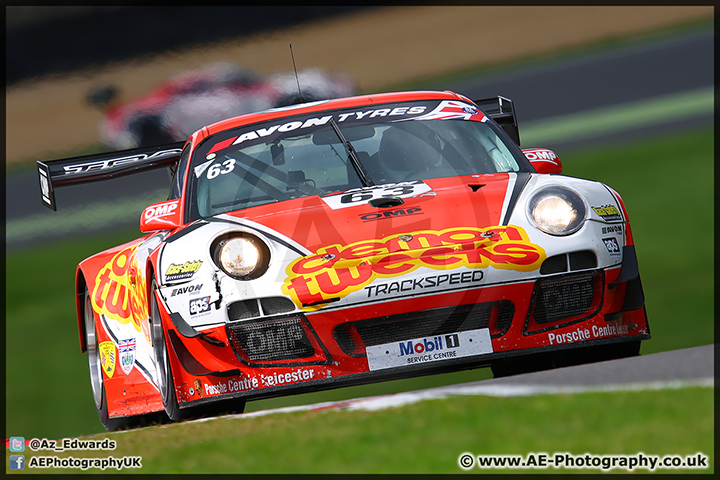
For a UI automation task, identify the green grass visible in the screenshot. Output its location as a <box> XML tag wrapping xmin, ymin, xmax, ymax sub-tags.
<box><xmin>5</xmin><ymin>128</ymin><xmax>713</xmax><ymax>443</ymax></box>
<box><xmin>7</xmin><ymin>386</ymin><xmax>713</xmax><ymax>474</ymax></box>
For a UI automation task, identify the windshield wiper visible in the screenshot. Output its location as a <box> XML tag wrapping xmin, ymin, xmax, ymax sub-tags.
<box><xmin>329</xmin><ymin>118</ymin><xmax>374</xmax><ymax>187</ymax></box>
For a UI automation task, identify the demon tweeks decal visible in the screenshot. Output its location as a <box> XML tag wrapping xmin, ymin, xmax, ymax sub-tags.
<box><xmin>91</xmin><ymin>246</ymin><xmax>150</xmax><ymax>340</ymax></box>
<box><xmin>282</xmin><ymin>225</ymin><xmax>545</xmax><ymax>310</ymax></box>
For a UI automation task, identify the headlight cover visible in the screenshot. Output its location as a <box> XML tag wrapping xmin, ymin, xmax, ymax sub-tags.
<box><xmin>527</xmin><ymin>186</ymin><xmax>587</xmax><ymax>236</ymax></box>
<box><xmin>212</xmin><ymin>233</ymin><xmax>270</xmax><ymax>280</ymax></box>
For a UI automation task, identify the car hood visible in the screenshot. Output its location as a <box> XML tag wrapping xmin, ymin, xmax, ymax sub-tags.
<box><xmin>221</xmin><ymin>173</ymin><xmax>519</xmax><ymax>254</ymax></box>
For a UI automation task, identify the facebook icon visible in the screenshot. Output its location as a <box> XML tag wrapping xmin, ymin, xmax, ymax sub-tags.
<box><xmin>9</xmin><ymin>455</ymin><xmax>25</xmax><ymax>470</ymax></box>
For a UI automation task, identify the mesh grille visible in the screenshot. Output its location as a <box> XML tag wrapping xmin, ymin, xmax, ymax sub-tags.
<box><xmin>334</xmin><ymin>301</ymin><xmax>514</xmax><ymax>356</ymax></box>
<box><xmin>533</xmin><ymin>274</ymin><xmax>597</xmax><ymax>324</ymax></box>
<box><xmin>226</xmin><ymin>316</ymin><xmax>314</xmax><ymax>362</ymax></box>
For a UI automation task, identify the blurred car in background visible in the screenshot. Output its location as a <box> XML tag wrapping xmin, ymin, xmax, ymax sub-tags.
<box><xmin>87</xmin><ymin>62</ymin><xmax>356</xmax><ymax>149</ymax></box>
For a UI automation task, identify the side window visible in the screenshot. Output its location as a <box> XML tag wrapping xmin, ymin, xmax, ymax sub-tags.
<box><xmin>169</xmin><ymin>143</ymin><xmax>192</xmax><ymax>199</ymax></box>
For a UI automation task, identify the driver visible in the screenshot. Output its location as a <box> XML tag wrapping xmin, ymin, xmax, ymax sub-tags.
<box><xmin>375</xmin><ymin>122</ymin><xmax>444</xmax><ymax>181</ymax></box>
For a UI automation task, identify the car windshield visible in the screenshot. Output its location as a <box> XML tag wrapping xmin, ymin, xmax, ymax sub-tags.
<box><xmin>187</xmin><ymin>99</ymin><xmax>530</xmax><ymax>220</ymax></box>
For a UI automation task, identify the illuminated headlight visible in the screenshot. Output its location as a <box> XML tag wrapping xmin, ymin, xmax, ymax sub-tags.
<box><xmin>527</xmin><ymin>186</ymin><xmax>586</xmax><ymax>235</ymax></box>
<box><xmin>212</xmin><ymin>233</ymin><xmax>270</xmax><ymax>280</ymax></box>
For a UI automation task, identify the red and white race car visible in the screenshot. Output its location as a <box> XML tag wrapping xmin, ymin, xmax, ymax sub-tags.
<box><xmin>38</xmin><ymin>90</ymin><xmax>649</xmax><ymax>430</ymax></box>
<box><xmin>87</xmin><ymin>62</ymin><xmax>356</xmax><ymax>149</ymax></box>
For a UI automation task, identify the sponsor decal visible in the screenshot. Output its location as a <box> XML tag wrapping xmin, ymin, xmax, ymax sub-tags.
<box><xmin>194</xmin><ymin>379</ymin><xmax>203</xmax><ymax>397</ymax></box>
<box><xmin>165</xmin><ymin>261</ymin><xmax>202</xmax><ymax>282</ymax></box>
<box><xmin>523</xmin><ymin>148</ymin><xmax>559</xmax><ymax>164</ymax></box>
<box><xmin>602</xmin><ymin>237</ymin><xmax>621</xmax><ymax>256</ymax></box>
<box><xmin>63</xmin><ymin>148</ymin><xmax>182</xmax><ymax>176</ymax></box>
<box><xmin>365</xmin><ymin>270</ymin><xmax>484</xmax><ymax>298</ymax></box>
<box><xmin>260</xmin><ymin>368</ymin><xmax>318</xmax><ymax>387</ymax></box>
<box><xmin>91</xmin><ymin>246</ymin><xmax>149</xmax><ymax>338</ymax></box>
<box><xmin>141</xmin><ymin>202</ymin><xmax>181</xmax><ymax>231</ymax></box>
<box><xmin>282</xmin><ymin>225</ymin><xmax>545</xmax><ymax>309</ymax></box>
<box><xmin>410</xmin><ymin>100</ymin><xmax>486</xmax><ymax>122</ymax></box>
<box><xmin>99</xmin><ymin>341</ymin><xmax>117</xmax><ymax>378</ymax></box>
<box><xmin>366</xmin><ymin>328</ymin><xmax>493</xmax><ymax>371</ymax></box>
<box><xmin>547</xmin><ymin>323</ymin><xmax>630</xmax><ymax>346</ymax></box>
<box><xmin>203</xmin><ymin>376</ymin><xmax>259</xmax><ymax>396</ymax></box>
<box><xmin>142</xmin><ymin>199</ymin><xmax>180</xmax><ymax>225</ymax></box>
<box><xmin>601</xmin><ymin>225</ymin><xmax>623</xmax><ymax>235</ymax></box>
<box><xmin>592</xmin><ymin>204</ymin><xmax>622</xmax><ymax>221</ymax></box>
<box><xmin>322</xmin><ymin>181</ymin><xmax>432</xmax><ymax>210</ymax></box>
<box><xmin>189</xmin><ymin>296</ymin><xmax>212</xmax><ymax>317</ymax></box>
<box><xmin>360</xmin><ymin>207</ymin><xmax>423</xmax><ymax>222</ymax></box>
<box><xmin>118</xmin><ymin>338</ymin><xmax>136</xmax><ymax>375</ymax></box>
<box><xmin>171</xmin><ymin>284</ymin><xmax>203</xmax><ymax>297</ymax></box>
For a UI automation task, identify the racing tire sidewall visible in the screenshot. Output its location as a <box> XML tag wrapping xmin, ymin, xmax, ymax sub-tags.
<box><xmin>150</xmin><ymin>278</ymin><xmax>185</xmax><ymax>421</ymax></box>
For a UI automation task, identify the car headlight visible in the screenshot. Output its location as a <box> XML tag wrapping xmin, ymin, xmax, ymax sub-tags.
<box><xmin>527</xmin><ymin>186</ymin><xmax>586</xmax><ymax>235</ymax></box>
<box><xmin>212</xmin><ymin>233</ymin><xmax>270</xmax><ymax>280</ymax></box>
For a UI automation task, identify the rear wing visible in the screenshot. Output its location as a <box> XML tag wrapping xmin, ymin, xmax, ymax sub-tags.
<box><xmin>37</xmin><ymin>142</ymin><xmax>184</xmax><ymax>210</ymax></box>
<box><xmin>474</xmin><ymin>95</ymin><xmax>520</xmax><ymax>145</ymax></box>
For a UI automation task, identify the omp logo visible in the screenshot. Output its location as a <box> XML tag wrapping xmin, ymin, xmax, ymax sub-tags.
<box><xmin>144</xmin><ymin>200</ymin><xmax>179</xmax><ymax>222</ymax></box>
<box><xmin>63</xmin><ymin>148</ymin><xmax>182</xmax><ymax>175</ymax></box>
<box><xmin>282</xmin><ymin>225</ymin><xmax>545</xmax><ymax>310</ymax></box>
<box><xmin>523</xmin><ymin>148</ymin><xmax>558</xmax><ymax>163</ymax></box>
<box><xmin>360</xmin><ymin>207</ymin><xmax>422</xmax><ymax>222</ymax></box>
<box><xmin>165</xmin><ymin>261</ymin><xmax>202</xmax><ymax>282</ymax></box>
<box><xmin>92</xmin><ymin>246</ymin><xmax>148</xmax><ymax>332</ymax></box>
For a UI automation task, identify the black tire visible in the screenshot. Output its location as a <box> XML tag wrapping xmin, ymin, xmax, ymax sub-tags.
<box><xmin>491</xmin><ymin>341</ymin><xmax>641</xmax><ymax>378</ymax></box>
<box><xmin>150</xmin><ymin>278</ymin><xmax>186</xmax><ymax>421</ymax></box>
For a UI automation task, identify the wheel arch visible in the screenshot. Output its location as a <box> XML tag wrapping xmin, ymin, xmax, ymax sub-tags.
<box><xmin>76</xmin><ymin>265</ymin><xmax>90</xmax><ymax>352</ymax></box>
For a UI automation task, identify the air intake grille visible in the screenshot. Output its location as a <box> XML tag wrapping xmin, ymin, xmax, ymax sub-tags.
<box><xmin>532</xmin><ymin>273</ymin><xmax>600</xmax><ymax>325</ymax></box>
<box><xmin>540</xmin><ymin>251</ymin><xmax>597</xmax><ymax>275</ymax></box>
<box><xmin>334</xmin><ymin>301</ymin><xmax>514</xmax><ymax>356</ymax></box>
<box><xmin>227</xmin><ymin>296</ymin><xmax>295</xmax><ymax>321</ymax></box>
<box><xmin>226</xmin><ymin>315</ymin><xmax>314</xmax><ymax>362</ymax></box>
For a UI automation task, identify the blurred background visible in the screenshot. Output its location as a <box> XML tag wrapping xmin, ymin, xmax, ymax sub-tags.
<box><xmin>5</xmin><ymin>5</ymin><xmax>713</xmax><ymax>441</ymax></box>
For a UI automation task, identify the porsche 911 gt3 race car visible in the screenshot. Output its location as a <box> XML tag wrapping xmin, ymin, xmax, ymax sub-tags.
<box><xmin>38</xmin><ymin>90</ymin><xmax>650</xmax><ymax>430</ymax></box>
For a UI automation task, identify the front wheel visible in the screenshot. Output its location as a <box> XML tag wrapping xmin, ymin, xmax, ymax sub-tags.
<box><xmin>150</xmin><ymin>278</ymin><xmax>185</xmax><ymax>421</ymax></box>
<box><xmin>150</xmin><ymin>278</ymin><xmax>247</xmax><ymax>421</ymax></box>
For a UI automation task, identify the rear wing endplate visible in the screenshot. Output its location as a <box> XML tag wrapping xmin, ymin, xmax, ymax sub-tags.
<box><xmin>37</xmin><ymin>142</ymin><xmax>184</xmax><ymax>210</ymax></box>
<box><xmin>473</xmin><ymin>95</ymin><xmax>520</xmax><ymax>145</ymax></box>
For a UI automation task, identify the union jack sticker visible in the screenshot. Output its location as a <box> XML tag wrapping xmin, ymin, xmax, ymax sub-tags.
<box><xmin>410</xmin><ymin>100</ymin><xmax>487</xmax><ymax>122</ymax></box>
<box><xmin>118</xmin><ymin>338</ymin><xmax>136</xmax><ymax>375</ymax></box>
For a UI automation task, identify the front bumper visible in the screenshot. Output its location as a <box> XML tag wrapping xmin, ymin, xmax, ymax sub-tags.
<box><xmin>161</xmin><ymin>251</ymin><xmax>650</xmax><ymax>408</ymax></box>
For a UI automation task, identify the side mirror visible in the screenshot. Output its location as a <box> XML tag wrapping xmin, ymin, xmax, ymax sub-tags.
<box><xmin>140</xmin><ymin>199</ymin><xmax>183</xmax><ymax>232</ymax></box>
<box><xmin>522</xmin><ymin>148</ymin><xmax>562</xmax><ymax>174</ymax></box>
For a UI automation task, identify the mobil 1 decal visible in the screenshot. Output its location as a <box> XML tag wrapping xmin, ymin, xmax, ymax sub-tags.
<box><xmin>366</xmin><ymin>328</ymin><xmax>493</xmax><ymax>371</ymax></box>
